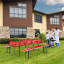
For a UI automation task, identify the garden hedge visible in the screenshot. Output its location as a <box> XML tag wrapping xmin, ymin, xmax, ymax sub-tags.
<box><xmin>0</xmin><ymin>38</ymin><xmax>32</xmax><ymax>44</ymax></box>
<box><xmin>59</xmin><ymin>37</ymin><xmax>64</xmax><ymax>40</ymax></box>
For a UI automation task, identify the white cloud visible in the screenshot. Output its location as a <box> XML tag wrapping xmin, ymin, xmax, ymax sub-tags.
<box><xmin>61</xmin><ymin>7</ymin><xmax>64</xmax><ymax>11</ymax></box>
<box><xmin>38</xmin><ymin>0</ymin><xmax>64</xmax><ymax>5</ymax></box>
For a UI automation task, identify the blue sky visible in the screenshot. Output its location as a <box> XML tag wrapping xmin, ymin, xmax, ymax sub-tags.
<box><xmin>34</xmin><ymin>0</ymin><xmax>64</xmax><ymax>13</ymax></box>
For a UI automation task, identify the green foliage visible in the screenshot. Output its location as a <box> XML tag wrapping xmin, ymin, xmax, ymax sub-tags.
<box><xmin>0</xmin><ymin>39</ymin><xmax>10</xmax><ymax>44</ymax></box>
<box><xmin>36</xmin><ymin>33</ymin><xmax>46</xmax><ymax>43</ymax></box>
<box><xmin>60</xmin><ymin>37</ymin><xmax>64</xmax><ymax>40</ymax></box>
<box><xmin>0</xmin><ymin>38</ymin><xmax>31</xmax><ymax>44</ymax></box>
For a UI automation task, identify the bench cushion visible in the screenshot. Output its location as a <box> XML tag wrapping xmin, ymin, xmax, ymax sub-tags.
<box><xmin>4</xmin><ymin>45</ymin><xmax>10</xmax><ymax>47</ymax></box>
<box><xmin>9</xmin><ymin>39</ymin><xmax>41</xmax><ymax>47</ymax></box>
<box><xmin>21</xmin><ymin>44</ymin><xmax>49</xmax><ymax>51</ymax></box>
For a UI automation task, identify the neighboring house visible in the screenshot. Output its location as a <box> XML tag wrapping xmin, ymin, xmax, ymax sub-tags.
<box><xmin>47</xmin><ymin>11</ymin><xmax>63</xmax><ymax>30</ymax></box>
<box><xmin>0</xmin><ymin>0</ymin><xmax>64</xmax><ymax>38</ymax></box>
<box><xmin>47</xmin><ymin>11</ymin><xmax>64</xmax><ymax>37</ymax></box>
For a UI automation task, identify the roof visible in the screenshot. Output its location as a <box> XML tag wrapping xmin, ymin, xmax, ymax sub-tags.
<box><xmin>33</xmin><ymin>10</ymin><xmax>47</xmax><ymax>15</ymax></box>
<box><xmin>32</xmin><ymin>0</ymin><xmax>37</xmax><ymax>9</ymax></box>
<box><xmin>47</xmin><ymin>10</ymin><xmax>64</xmax><ymax>15</ymax></box>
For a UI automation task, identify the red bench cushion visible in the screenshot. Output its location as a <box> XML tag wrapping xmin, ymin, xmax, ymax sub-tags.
<box><xmin>21</xmin><ymin>44</ymin><xmax>49</xmax><ymax>51</ymax></box>
<box><xmin>4</xmin><ymin>45</ymin><xmax>10</xmax><ymax>47</ymax></box>
<box><xmin>9</xmin><ymin>39</ymin><xmax>41</xmax><ymax>47</ymax></box>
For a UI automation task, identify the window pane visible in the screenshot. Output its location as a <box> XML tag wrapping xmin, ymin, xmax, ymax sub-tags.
<box><xmin>23</xmin><ymin>8</ymin><xmax>26</xmax><ymax>14</ymax></box>
<box><xmin>19</xmin><ymin>15</ymin><xmax>22</xmax><ymax>18</ymax></box>
<box><xmin>23</xmin><ymin>32</ymin><xmax>26</xmax><ymax>35</ymax></box>
<box><xmin>62</xmin><ymin>15</ymin><xmax>64</xmax><ymax>19</ymax></box>
<box><xmin>15</xmin><ymin>28</ymin><xmax>18</xmax><ymax>31</ymax></box>
<box><xmin>53</xmin><ymin>18</ymin><xmax>54</xmax><ymax>22</ymax></box>
<box><xmin>55</xmin><ymin>18</ymin><xmax>56</xmax><ymax>22</ymax></box>
<box><xmin>19</xmin><ymin>32</ymin><xmax>22</xmax><ymax>35</ymax></box>
<box><xmin>15</xmin><ymin>14</ymin><xmax>18</xmax><ymax>17</ymax></box>
<box><xmin>15</xmin><ymin>8</ymin><xmax>18</xmax><ymax>14</ymax></box>
<box><xmin>10</xmin><ymin>7</ymin><xmax>14</xmax><ymax>13</ymax></box>
<box><xmin>23</xmin><ymin>4</ymin><xmax>26</xmax><ymax>7</ymax></box>
<box><xmin>55</xmin><ymin>22</ymin><xmax>57</xmax><ymax>24</ymax></box>
<box><xmin>10</xmin><ymin>28</ymin><xmax>14</xmax><ymax>31</ymax></box>
<box><xmin>10</xmin><ymin>28</ymin><xmax>14</xmax><ymax>35</ymax></box>
<box><xmin>18</xmin><ymin>3</ymin><xmax>23</xmax><ymax>6</ymax></box>
<box><xmin>19</xmin><ymin>8</ymin><xmax>22</xmax><ymax>14</ymax></box>
<box><xmin>10</xmin><ymin>14</ymin><xmax>14</xmax><ymax>17</ymax></box>
<box><xmin>10</xmin><ymin>32</ymin><xmax>14</xmax><ymax>35</ymax></box>
<box><xmin>23</xmin><ymin>28</ymin><xmax>26</xmax><ymax>31</ymax></box>
<box><xmin>57</xmin><ymin>19</ymin><xmax>59</xmax><ymax>22</ymax></box>
<box><xmin>15</xmin><ymin>32</ymin><xmax>18</xmax><ymax>35</ymax></box>
<box><xmin>57</xmin><ymin>15</ymin><xmax>59</xmax><ymax>18</ymax></box>
<box><xmin>50</xmin><ymin>18</ymin><xmax>52</xmax><ymax>21</ymax></box>
<box><xmin>23</xmin><ymin>15</ymin><xmax>26</xmax><ymax>18</ymax></box>
<box><xmin>19</xmin><ymin>28</ymin><xmax>22</xmax><ymax>31</ymax></box>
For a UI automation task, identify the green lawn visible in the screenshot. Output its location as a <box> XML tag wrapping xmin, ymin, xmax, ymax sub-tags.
<box><xmin>0</xmin><ymin>40</ymin><xmax>64</xmax><ymax>64</ymax></box>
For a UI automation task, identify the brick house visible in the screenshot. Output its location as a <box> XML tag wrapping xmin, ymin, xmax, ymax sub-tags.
<box><xmin>0</xmin><ymin>0</ymin><xmax>64</xmax><ymax>38</ymax></box>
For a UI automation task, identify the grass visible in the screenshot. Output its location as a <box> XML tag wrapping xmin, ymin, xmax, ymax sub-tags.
<box><xmin>0</xmin><ymin>40</ymin><xmax>64</xmax><ymax>64</ymax></box>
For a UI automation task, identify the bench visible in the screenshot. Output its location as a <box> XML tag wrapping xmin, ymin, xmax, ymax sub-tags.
<box><xmin>21</xmin><ymin>44</ymin><xmax>49</xmax><ymax>59</ymax></box>
<box><xmin>3</xmin><ymin>39</ymin><xmax>49</xmax><ymax>58</ymax></box>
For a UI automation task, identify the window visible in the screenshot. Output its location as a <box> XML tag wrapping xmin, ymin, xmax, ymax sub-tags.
<box><xmin>50</xmin><ymin>15</ymin><xmax>59</xmax><ymax>25</ymax></box>
<box><xmin>10</xmin><ymin>27</ymin><xmax>27</xmax><ymax>38</ymax></box>
<box><xmin>34</xmin><ymin>14</ymin><xmax>42</xmax><ymax>23</ymax></box>
<box><xmin>63</xmin><ymin>21</ymin><xmax>64</xmax><ymax>26</ymax></box>
<box><xmin>62</xmin><ymin>15</ymin><xmax>64</xmax><ymax>20</ymax></box>
<box><xmin>10</xmin><ymin>3</ymin><xmax>27</xmax><ymax>18</ymax></box>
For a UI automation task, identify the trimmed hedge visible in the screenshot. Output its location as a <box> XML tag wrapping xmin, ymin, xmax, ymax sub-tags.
<box><xmin>59</xmin><ymin>37</ymin><xmax>64</xmax><ymax>40</ymax></box>
<box><xmin>0</xmin><ymin>38</ymin><xmax>32</xmax><ymax>44</ymax></box>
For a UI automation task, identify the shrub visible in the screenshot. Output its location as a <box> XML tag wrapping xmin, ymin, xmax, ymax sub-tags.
<box><xmin>59</xmin><ymin>37</ymin><xmax>64</xmax><ymax>40</ymax></box>
<box><xmin>0</xmin><ymin>39</ymin><xmax>9</xmax><ymax>44</ymax></box>
<box><xmin>36</xmin><ymin>33</ymin><xmax>46</xmax><ymax>43</ymax></box>
<box><xmin>0</xmin><ymin>38</ymin><xmax>32</xmax><ymax>44</ymax></box>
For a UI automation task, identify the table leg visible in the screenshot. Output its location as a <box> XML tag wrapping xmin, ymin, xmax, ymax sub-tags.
<box><xmin>19</xmin><ymin>46</ymin><xmax>20</xmax><ymax>56</ymax></box>
<box><xmin>25</xmin><ymin>51</ymin><xmax>26</xmax><ymax>58</ymax></box>
<box><xmin>9</xmin><ymin>47</ymin><xmax>11</xmax><ymax>54</ymax></box>
<box><xmin>25</xmin><ymin>45</ymin><xmax>26</xmax><ymax>48</ymax></box>
<box><xmin>38</xmin><ymin>43</ymin><xmax>39</xmax><ymax>51</ymax></box>
<box><xmin>46</xmin><ymin>46</ymin><xmax>47</xmax><ymax>53</ymax></box>
<box><xmin>33</xmin><ymin>44</ymin><xmax>34</xmax><ymax>51</ymax></box>
<box><xmin>28</xmin><ymin>51</ymin><xmax>29</xmax><ymax>59</ymax></box>
<box><xmin>14</xmin><ymin>47</ymin><xmax>15</xmax><ymax>54</ymax></box>
<box><xmin>43</xmin><ymin>47</ymin><xmax>44</xmax><ymax>53</ymax></box>
<box><xmin>7</xmin><ymin>47</ymin><xmax>8</xmax><ymax>53</ymax></box>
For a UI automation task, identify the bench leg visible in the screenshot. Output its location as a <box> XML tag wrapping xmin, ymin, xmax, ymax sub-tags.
<box><xmin>25</xmin><ymin>45</ymin><xmax>26</xmax><ymax>48</ymax></box>
<box><xmin>7</xmin><ymin>47</ymin><xmax>8</xmax><ymax>53</ymax></box>
<box><xmin>46</xmin><ymin>46</ymin><xmax>47</xmax><ymax>53</ymax></box>
<box><xmin>14</xmin><ymin>47</ymin><xmax>15</xmax><ymax>54</ymax></box>
<box><xmin>9</xmin><ymin>47</ymin><xmax>11</xmax><ymax>54</ymax></box>
<box><xmin>38</xmin><ymin>43</ymin><xmax>39</xmax><ymax>51</ymax></box>
<box><xmin>28</xmin><ymin>51</ymin><xmax>29</xmax><ymax>59</ymax></box>
<box><xmin>43</xmin><ymin>47</ymin><xmax>44</xmax><ymax>53</ymax></box>
<box><xmin>19</xmin><ymin>46</ymin><xmax>20</xmax><ymax>56</ymax></box>
<box><xmin>33</xmin><ymin>44</ymin><xmax>34</xmax><ymax>51</ymax></box>
<box><xmin>25</xmin><ymin>51</ymin><xmax>26</xmax><ymax>58</ymax></box>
